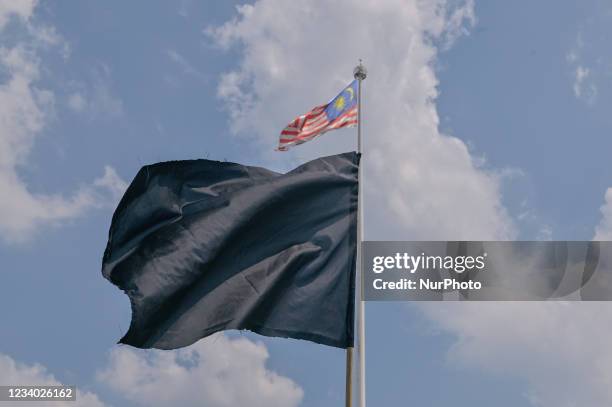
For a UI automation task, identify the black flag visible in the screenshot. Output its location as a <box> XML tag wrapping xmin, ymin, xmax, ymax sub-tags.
<box><xmin>102</xmin><ymin>152</ymin><xmax>359</xmax><ymax>349</ymax></box>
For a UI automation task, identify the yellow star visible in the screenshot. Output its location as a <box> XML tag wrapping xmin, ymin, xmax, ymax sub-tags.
<box><xmin>334</xmin><ymin>96</ymin><xmax>346</xmax><ymax>110</ymax></box>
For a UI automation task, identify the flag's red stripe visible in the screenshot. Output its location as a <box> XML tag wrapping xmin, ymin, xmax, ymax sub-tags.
<box><xmin>282</xmin><ymin>111</ymin><xmax>327</xmax><ymax>133</ymax></box>
<box><xmin>280</xmin><ymin>111</ymin><xmax>357</xmax><ymax>142</ymax></box>
<box><xmin>280</xmin><ymin>115</ymin><xmax>357</xmax><ymax>143</ymax></box>
<box><xmin>278</xmin><ymin>99</ymin><xmax>358</xmax><ymax>149</ymax></box>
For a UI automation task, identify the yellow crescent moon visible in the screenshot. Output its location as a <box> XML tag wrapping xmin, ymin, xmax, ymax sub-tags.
<box><xmin>346</xmin><ymin>87</ymin><xmax>354</xmax><ymax>100</ymax></box>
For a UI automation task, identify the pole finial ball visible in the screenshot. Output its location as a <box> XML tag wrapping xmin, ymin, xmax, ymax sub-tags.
<box><xmin>354</xmin><ymin>61</ymin><xmax>367</xmax><ymax>80</ymax></box>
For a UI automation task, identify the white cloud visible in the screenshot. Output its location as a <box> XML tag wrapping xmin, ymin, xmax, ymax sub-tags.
<box><xmin>98</xmin><ymin>334</ymin><xmax>303</xmax><ymax>407</ymax></box>
<box><xmin>178</xmin><ymin>0</ymin><xmax>192</xmax><ymax>18</ymax></box>
<box><xmin>207</xmin><ymin>0</ymin><xmax>515</xmax><ymax>240</ymax></box>
<box><xmin>420</xmin><ymin>302</ymin><xmax>612</xmax><ymax>407</ymax></box>
<box><xmin>594</xmin><ymin>188</ymin><xmax>612</xmax><ymax>240</ymax></box>
<box><xmin>0</xmin><ymin>0</ymin><xmax>36</xmax><ymax>30</ymax></box>
<box><xmin>166</xmin><ymin>49</ymin><xmax>203</xmax><ymax>79</ymax></box>
<box><xmin>88</xmin><ymin>66</ymin><xmax>124</xmax><ymax>117</ymax></box>
<box><xmin>93</xmin><ymin>166</ymin><xmax>128</xmax><ymax>203</ymax></box>
<box><xmin>574</xmin><ymin>66</ymin><xmax>589</xmax><ymax>97</ymax></box>
<box><xmin>567</xmin><ymin>34</ymin><xmax>598</xmax><ymax>104</ymax></box>
<box><xmin>536</xmin><ymin>225</ymin><xmax>553</xmax><ymax>241</ymax></box>
<box><xmin>162</xmin><ymin>49</ymin><xmax>207</xmax><ymax>88</ymax></box>
<box><xmin>67</xmin><ymin>92</ymin><xmax>86</xmax><ymax>112</ymax></box>
<box><xmin>0</xmin><ymin>3</ymin><xmax>126</xmax><ymax>243</ymax></box>
<box><xmin>572</xmin><ymin>65</ymin><xmax>597</xmax><ymax>103</ymax></box>
<box><xmin>0</xmin><ymin>164</ymin><xmax>126</xmax><ymax>243</ymax></box>
<box><xmin>67</xmin><ymin>65</ymin><xmax>124</xmax><ymax>118</ymax></box>
<box><xmin>0</xmin><ymin>353</ymin><xmax>107</xmax><ymax>407</ymax></box>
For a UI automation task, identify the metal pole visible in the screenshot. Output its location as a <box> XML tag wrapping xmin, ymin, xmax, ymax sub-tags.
<box><xmin>345</xmin><ymin>347</ymin><xmax>353</xmax><ymax>407</ymax></box>
<box><xmin>353</xmin><ymin>60</ymin><xmax>367</xmax><ymax>407</ymax></box>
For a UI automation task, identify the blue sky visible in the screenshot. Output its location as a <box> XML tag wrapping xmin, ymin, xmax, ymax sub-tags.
<box><xmin>1</xmin><ymin>1</ymin><xmax>612</xmax><ymax>406</ymax></box>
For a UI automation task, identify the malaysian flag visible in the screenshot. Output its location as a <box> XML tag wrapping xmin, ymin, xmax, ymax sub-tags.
<box><xmin>278</xmin><ymin>80</ymin><xmax>358</xmax><ymax>151</ymax></box>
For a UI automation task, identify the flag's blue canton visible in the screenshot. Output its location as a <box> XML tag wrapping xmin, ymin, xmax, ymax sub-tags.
<box><xmin>324</xmin><ymin>80</ymin><xmax>358</xmax><ymax>121</ymax></box>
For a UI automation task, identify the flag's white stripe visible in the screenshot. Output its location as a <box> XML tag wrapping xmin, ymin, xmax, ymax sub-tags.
<box><xmin>283</xmin><ymin>105</ymin><xmax>355</xmax><ymax>134</ymax></box>
<box><xmin>303</xmin><ymin>114</ymin><xmax>327</xmax><ymax>129</ymax></box>
<box><xmin>280</xmin><ymin>112</ymin><xmax>357</xmax><ymax>142</ymax></box>
<box><xmin>283</xmin><ymin>111</ymin><xmax>326</xmax><ymax>133</ymax></box>
<box><xmin>301</xmin><ymin>118</ymin><xmax>331</xmax><ymax>133</ymax></box>
<box><xmin>287</xmin><ymin>120</ymin><xmax>331</xmax><ymax>139</ymax></box>
<box><xmin>279</xmin><ymin>107</ymin><xmax>358</xmax><ymax>147</ymax></box>
<box><xmin>286</xmin><ymin>117</ymin><xmax>332</xmax><ymax>137</ymax></box>
<box><xmin>280</xmin><ymin>121</ymin><xmax>356</xmax><ymax>144</ymax></box>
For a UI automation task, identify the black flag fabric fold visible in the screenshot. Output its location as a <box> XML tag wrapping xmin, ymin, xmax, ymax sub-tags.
<box><xmin>102</xmin><ymin>152</ymin><xmax>359</xmax><ymax>349</ymax></box>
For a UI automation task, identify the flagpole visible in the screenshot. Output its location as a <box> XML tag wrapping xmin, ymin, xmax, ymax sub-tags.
<box><xmin>353</xmin><ymin>60</ymin><xmax>367</xmax><ymax>407</ymax></box>
<box><xmin>345</xmin><ymin>347</ymin><xmax>353</xmax><ymax>407</ymax></box>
